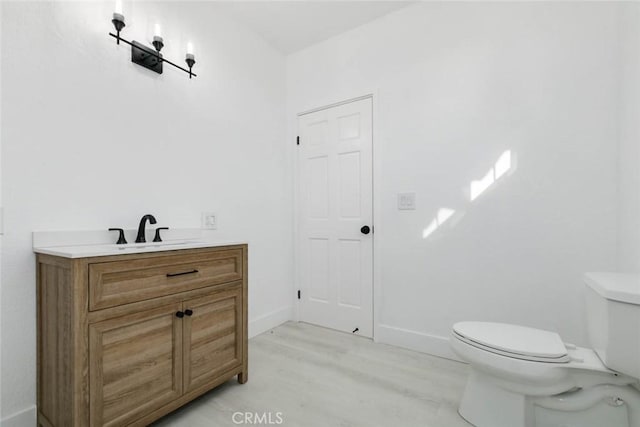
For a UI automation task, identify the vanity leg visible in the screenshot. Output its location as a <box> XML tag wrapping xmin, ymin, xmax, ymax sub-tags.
<box><xmin>238</xmin><ymin>372</ymin><xmax>248</xmax><ymax>384</ymax></box>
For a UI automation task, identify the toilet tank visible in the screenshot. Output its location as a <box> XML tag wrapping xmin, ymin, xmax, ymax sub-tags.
<box><xmin>585</xmin><ymin>273</ymin><xmax>640</xmax><ymax>380</ymax></box>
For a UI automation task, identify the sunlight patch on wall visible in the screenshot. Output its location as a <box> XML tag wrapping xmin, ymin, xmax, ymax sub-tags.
<box><xmin>422</xmin><ymin>207</ymin><xmax>456</xmax><ymax>239</ymax></box>
<box><xmin>421</xmin><ymin>150</ymin><xmax>514</xmax><ymax>241</ymax></box>
<box><xmin>470</xmin><ymin>150</ymin><xmax>512</xmax><ymax>201</ymax></box>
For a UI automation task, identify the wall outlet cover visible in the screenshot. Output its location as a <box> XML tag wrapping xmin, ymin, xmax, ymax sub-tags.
<box><xmin>398</xmin><ymin>192</ymin><xmax>416</xmax><ymax>210</ymax></box>
<box><xmin>201</xmin><ymin>212</ymin><xmax>217</xmax><ymax>229</ymax></box>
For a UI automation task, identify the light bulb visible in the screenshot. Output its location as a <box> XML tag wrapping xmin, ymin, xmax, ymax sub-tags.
<box><xmin>154</xmin><ymin>23</ymin><xmax>162</xmax><ymax>38</ymax></box>
<box><xmin>114</xmin><ymin>0</ymin><xmax>123</xmax><ymax>15</ymax></box>
<box><xmin>187</xmin><ymin>42</ymin><xmax>194</xmax><ymax>55</ymax></box>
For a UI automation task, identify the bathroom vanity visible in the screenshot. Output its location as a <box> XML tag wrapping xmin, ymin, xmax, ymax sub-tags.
<box><xmin>34</xmin><ymin>242</ymin><xmax>248</xmax><ymax>427</ymax></box>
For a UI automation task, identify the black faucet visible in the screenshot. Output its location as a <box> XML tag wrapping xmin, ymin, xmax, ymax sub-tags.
<box><xmin>135</xmin><ymin>214</ymin><xmax>157</xmax><ymax>243</ymax></box>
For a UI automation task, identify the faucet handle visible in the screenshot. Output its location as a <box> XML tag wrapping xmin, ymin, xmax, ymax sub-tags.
<box><xmin>153</xmin><ymin>227</ymin><xmax>169</xmax><ymax>243</ymax></box>
<box><xmin>108</xmin><ymin>228</ymin><xmax>128</xmax><ymax>245</ymax></box>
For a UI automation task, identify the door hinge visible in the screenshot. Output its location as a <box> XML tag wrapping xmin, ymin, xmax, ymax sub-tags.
<box><xmin>296</xmin><ymin>136</ymin><xmax>300</xmax><ymax>146</ymax></box>
<box><xmin>297</xmin><ymin>290</ymin><xmax>301</xmax><ymax>299</ymax></box>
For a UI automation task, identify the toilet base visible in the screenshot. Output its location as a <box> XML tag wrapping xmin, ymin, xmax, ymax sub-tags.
<box><xmin>459</xmin><ymin>370</ymin><xmax>531</xmax><ymax>427</ymax></box>
<box><xmin>459</xmin><ymin>369</ymin><xmax>640</xmax><ymax>427</ymax></box>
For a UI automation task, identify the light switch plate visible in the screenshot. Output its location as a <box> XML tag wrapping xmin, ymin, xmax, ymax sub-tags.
<box><xmin>398</xmin><ymin>192</ymin><xmax>416</xmax><ymax>210</ymax></box>
<box><xmin>201</xmin><ymin>212</ymin><xmax>217</xmax><ymax>229</ymax></box>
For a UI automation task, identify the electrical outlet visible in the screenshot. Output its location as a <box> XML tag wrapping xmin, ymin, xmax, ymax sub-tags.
<box><xmin>398</xmin><ymin>192</ymin><xmax>416</xmax><ymax>210</ymax></box>
<box><xmin>201</xmin><ymin>212</ymin><xmax>217</xmax><ymax>229</ymax></box>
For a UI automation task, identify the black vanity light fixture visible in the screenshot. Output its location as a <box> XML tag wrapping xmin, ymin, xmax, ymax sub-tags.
<box><xmin>109</xmin><ymin>1</ymin><xmax>197</xmax><ymax>79</ymax></box>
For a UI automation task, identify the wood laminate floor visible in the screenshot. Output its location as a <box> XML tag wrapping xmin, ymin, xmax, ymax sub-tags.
<box><xmin>153</xmin><ymin>321</ymin><xmax>471</xmax><ymax>427</ymax></box>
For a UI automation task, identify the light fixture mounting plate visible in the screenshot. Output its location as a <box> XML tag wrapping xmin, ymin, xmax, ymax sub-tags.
<box><xmin>131</xmin><ymin>41</ymin><xmax>163</xmax><ymax>74</ymax></box>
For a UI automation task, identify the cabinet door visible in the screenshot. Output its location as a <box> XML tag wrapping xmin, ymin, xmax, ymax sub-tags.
<box><xmin>89</xmin><ymin>303</ymin><xmax>183</xmax><ymax>427</ymax></box>
<box><xmin>183</xmin><ymin>287</ymin><xmax>243</xmax><ymax>392</ymax></box>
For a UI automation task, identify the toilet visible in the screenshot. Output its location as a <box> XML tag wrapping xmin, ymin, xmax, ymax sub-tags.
<box><xmin>450</xmin><ymin>273</ymin><xmax>640</xmax><ymax>427</ymax></box>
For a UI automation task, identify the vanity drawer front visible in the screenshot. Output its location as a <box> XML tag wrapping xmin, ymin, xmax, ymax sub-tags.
<box><xmin>89</xmin><ymin>249</ymin><xmax>243</xmax><ymax>311</ymax></box>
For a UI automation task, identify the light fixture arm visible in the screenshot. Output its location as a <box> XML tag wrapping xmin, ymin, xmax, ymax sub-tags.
<box><xmin>109</xmin><ymin>14</ymin><xmax>196</xmax><ymax>78</ymax></box>
<box><xmin>108</xmin><ymin>33</ymin><xmax>197</xmax><ymax>77</ymax></box>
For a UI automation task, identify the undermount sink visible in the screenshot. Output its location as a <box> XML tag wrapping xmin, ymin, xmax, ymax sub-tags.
<box><xmin>114</xmin><ymin>240</ymin><xmax>194</xmax><ymax>250</ymax></box>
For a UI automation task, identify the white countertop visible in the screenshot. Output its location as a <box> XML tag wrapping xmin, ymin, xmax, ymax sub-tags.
<box><xmin>584</xmin><ymin>272</ymin><xmax>640</xmax><ymax>305</ymax></box>
<box><xmin>33</xmin><ymin>229</ymin><xmax>246</xmax><ymax>258</ymax></box>
<box><xmin>34</xmin><ymin>240</ymin><xmax>246</xmax><ymax>258</ymax></box>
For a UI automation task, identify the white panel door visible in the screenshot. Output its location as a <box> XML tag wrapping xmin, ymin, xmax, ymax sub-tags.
<box><xmin>297</xmin><ymin>97</ymin><xmax>373</xmax><ymax>337</ymax></box>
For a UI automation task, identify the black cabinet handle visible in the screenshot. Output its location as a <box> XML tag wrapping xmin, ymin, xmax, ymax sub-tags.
<box><xmin>184</xmin><ymin>309</ymin><xmax>193</xmax><ymax>316</ymax></box>
<box><xmin>153</xmin><ymin>227</ymin><xmax>169</xmax><ymax>242</ymax></box>
<box><xmin>175</xmin><ymin>311</ymin><xmax>184</xmax><ymax>318</ymax></box>
<box><xmin>360</xmin><ymin>225</ymin><xmax>371</xmax><ymax>235</ymax></box>
<box><xmin>166</xmin><ymin>269</ymin><xmax>199</xmax><ymax>278</ymax></box>
<box><xmin>108</xmin><ymin>228</ymin><xmax>128</xmax><ymax>245</ymax></box>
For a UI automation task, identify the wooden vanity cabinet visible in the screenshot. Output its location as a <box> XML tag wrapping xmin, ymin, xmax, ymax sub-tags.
<box><xmin>36</xmin><ymin>245</ymin><xmax>248</xmax><ymax>427</ymax></box>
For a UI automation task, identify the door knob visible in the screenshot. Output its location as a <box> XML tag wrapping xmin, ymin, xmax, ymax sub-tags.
<box><xmin>360</xmin><ymin>225</ymin><xmax>371</xmax><ymax>235</ymax></box>
<box><xmin>184</xmin><ymin>309</ymin><xmax>193</xmax><ymax>316</ymax></box>
<box><xmin>175</xmin><ymin>311</ymin><xmax>184</xmax><ymax>318</ymax></box>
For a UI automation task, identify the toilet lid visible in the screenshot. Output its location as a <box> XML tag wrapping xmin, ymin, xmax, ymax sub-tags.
<box><xmin>453</xmin><ymin>322</ymin><xmax>568</xmax><ymax>360</ymax></box>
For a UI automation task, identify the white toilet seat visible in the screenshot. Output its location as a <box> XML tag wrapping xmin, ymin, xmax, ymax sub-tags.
<box><xmin>452</xmin><ymin>322</ymin><xmax>571</xmax><ymax>363</ymax></box>
<box><xmin>450</xmin><ymin>323</ymin><xmax>627</xmax><ymax>396</ymax></box>
<box><xmin>452</xmin><ymin>331</ymin><xmax>571</xmax><ymax>363</ymax></box>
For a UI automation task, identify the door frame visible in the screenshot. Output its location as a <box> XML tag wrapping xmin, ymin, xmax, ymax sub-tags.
<box><xmin>293</xmin><ymin>92</ymin><xmax>382</xmax><ymax>341</ymax></box>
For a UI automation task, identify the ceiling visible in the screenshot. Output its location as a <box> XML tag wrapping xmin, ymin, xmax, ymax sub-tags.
<box><xmin>216</xmin><ymin>1</ymin><xmax>413</xmax><ymax>54</ymax></box>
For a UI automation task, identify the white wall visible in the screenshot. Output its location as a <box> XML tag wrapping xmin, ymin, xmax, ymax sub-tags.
<box><xmin>287</xmin><ymin>2</ymin><xmax>620</xmax><ymax>358</ymax></box>
<box><xmin>617</xmin><ymin>2</ymin><xmax>640</xmax><ymax>272</ymax></box>
<box><xmin>0</xmin><ymin>1</ymin><xmax>3</xmax><ymax>424</ymax></box>
<box><xmin>0</xmin><ymin>1</ymin><xmax>292</xmax><ymax>422</ymax></box>
<box><xmin>1</xmin><ymin>0</ymin><xmax>636</xmax><ymax>423</ymax></box>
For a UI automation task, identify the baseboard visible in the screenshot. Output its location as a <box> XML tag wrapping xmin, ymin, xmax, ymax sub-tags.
<box><xmin>0</xmin><ymin>406</ymin><xmax>36</xmax><ymax>427</ymax></box>
<box><xmin>375</xmin><ymin>324</ymin><xmax>463</xmax><ymax>362</ymax></box>
<box><xmin>249</xmin><ymin>306</ymin><xmax>292</xmax><ymax>338</ymax></box>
